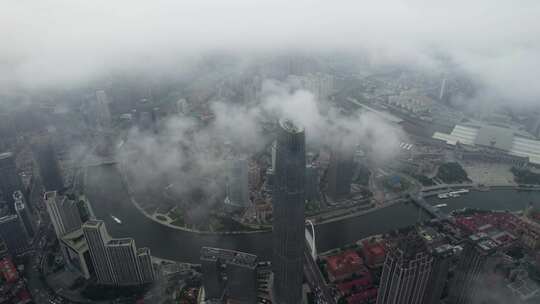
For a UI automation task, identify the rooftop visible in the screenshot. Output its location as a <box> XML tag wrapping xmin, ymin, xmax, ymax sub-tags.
<box><xmin>107</xmin><ymin>238</ymin><xmax>134</xmax><ymax>246</ymax></box>
<box><xmin>201</xmin><ymin>247</ymin><xmax>258</xmax><ymax>268</ymax></box>
<box><xmin>475</xmin><ymin>125</ymin><xmax>514</xmax><ymax>150</ymax></box>
<box><xmin>137</xmin><ymin>247</ymin><xmax>150</xmax><ymax>255</ymax></box>
<box><xmin>83</xmin><ymin>220</ymin><xmax>104</xmax><ymax>228</ymax></box>
<box><xmin>61</xmin><ymin>229</ymin><xmax>88</xmax><ymax>252</ymax></box>
<box><xmin>279</xmin><ymin>118</ymin><xmax>304</xmax><ymax>133</ymax></box>
<box><xmin>433</xmin><ymin>124</ymin><xmax>540</xmax><ymax>164</ymax></box>
<box><xmin>326</xmin><ymin>250</ymin><xmax>364</xmax><ymax>279</ymax></box>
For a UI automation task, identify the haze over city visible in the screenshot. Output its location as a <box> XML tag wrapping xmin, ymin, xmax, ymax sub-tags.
<box><xmin>1</xmin><ymin>1</ymin><xmax>540</xmax><ymax>304</ymax></box>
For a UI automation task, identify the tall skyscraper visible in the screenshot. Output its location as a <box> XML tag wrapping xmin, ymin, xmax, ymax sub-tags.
<box><xmin>0</xmin><ymin>214</ymin><xmax>29</xmax><ymax>256</ymax></box>
<box><xmin>33</xmin><ymin>142</ymin><xmax>64</xmax><ymax>192</ymax></box>
<box><xmin>200</xmin><ymin>247</ymin><xmax>258</xmax><ymax>304</ymax></box>
<box><xmin>44</xmin><ymin>191</ymin><xmax>92</xmax><ymax>238</ymax></box>
<box><xmin>327</xmin><ymin>145</ymin><xmax>354</xmax><ymax>200</ymax></box>
<box><xmin>107</xmin><ymin>239</ymin><xmax>142</xmax><ymax>286</ymax></box>
<box><xmin>272</xmin><ymin>119</ymin><xmax>305</xmax><ymax>304</ymax></box>
<box><xmin>83</xmin><ymin>220</ymin><xmax>154</xmax><ymax>286</ymax></box>
<box><xmin>448</xmin><ymin>234</ymin><xmax>499</xmax><ymax>304</ymax></box>
<box><xmin>225</xmin><ymin>158</ymin><xmax>250</xmax><ymax>208</ymax></box>
<box><xmin>83</xmin><ymin>220</ymin><xmax>116</xmax><ymax>285</ymax></box>
<box><xmin>422</xmin><ymin>244</ymin><xmax>455</xmax><ymax>304</ymax></box>
<box><xmin>376</xmin><ymin>230</ymin><xmax>434</xmax><ymax>304</ymax></box>
<box><xmin>0</xmin><ymin>152</ymin><xmax>22</xmax><ymax>208</ymax></box>
<box><xmin>95</xmin><ymin>90</ymin><xmax>112</xmax><ymax>130</ymax></box>
<box><xmin>14</xmin><ymin>190</ymin><xmax>35</xmax><ymax>239</ymax></box>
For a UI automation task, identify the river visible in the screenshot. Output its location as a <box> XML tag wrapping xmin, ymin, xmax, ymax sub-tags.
<box><xmin>85</xmin><ymin>165</ymin><xmax>540</xmax><ymax>263</ymax></box>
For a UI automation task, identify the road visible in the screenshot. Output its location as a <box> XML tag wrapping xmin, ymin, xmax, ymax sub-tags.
<box><xmin>304</xmin><ymin>249</ymin><xmax>335</xmax><ymax>304</ymax></box>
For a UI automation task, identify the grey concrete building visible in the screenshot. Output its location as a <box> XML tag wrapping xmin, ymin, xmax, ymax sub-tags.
<box><xmin>200</xmin><ymin>247</ymin><xmax>258</xmax><ymax>304</ymax></box>
<box><xmin>376</xmin><ymin>230</ymin><xmax>434</xmax><ymax>304</ymax></box>
<box><xmin>0</xmin><ymin>152</ymin><xmax>22</xmax><ymax>208</ymax></box>
<box><xmin>107</xmin><ymin>239</ymin><xmax>141</xmax><ymax>286</ymax></box>
<box><xmin>83</xmin><ymin>220</ymin><xmax>116</xmax><ymax>285</ymax></box>
<box><xmin>0</xmin><ymin>214</ymin><xmax>29</xmax><ymax>255</ymax></box>
<box><xmin>14</xmin><ymin>190</ymin><xmax>34</xmax><ymax>239</ymax></box>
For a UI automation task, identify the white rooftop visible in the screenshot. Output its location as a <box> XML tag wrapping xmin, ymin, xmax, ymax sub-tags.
<box><xmin>433</xmin><ymin>124</ymin><xmax>540</xmax><ymax>165</ymax></box>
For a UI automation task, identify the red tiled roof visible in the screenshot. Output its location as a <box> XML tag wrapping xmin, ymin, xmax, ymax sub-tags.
<box><xmin>346</xmin><ymin>288</ymin><xmax>378</xmax><ymax>304</ymax></box>
<box><xmin>337</xmin><ymin>276</ymin><xmax>373</xmax><ymax>294</ymax></box>
<box><xmin>0</xmin><ymin>257</ymin><xmax>18</xmax><ymax>283</ymax></box>
<box><xmin>327</xmin><ymin>250</ymin><xmax>364</xmax><ymax>279</ymax></box>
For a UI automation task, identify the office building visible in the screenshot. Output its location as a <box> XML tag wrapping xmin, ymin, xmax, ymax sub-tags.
<box><xmin>44</xmin><ymin>191</ymin><xmax>93</xmax><ymax>238</ymax></box>
<box><xmin>422</xmin><ymin>244</ymin><xmax>455</xmax><ymax>304</ymax></box>
<box><xmin>14</xmin><ymin>190</ymin><xmax>34</xmax><ymax>239</ymax></box>
<box><xmin>272</xmin><ymin>119</ymin><xmax>305</xmax><ymax>304</ymax></box>
<box><xmin>137</xmin><ymin>248</ymin><xmax>156</xmax><ymax>284</ymax></box>
<box><xmin>83</xmin><ymin>220</ymin><xmax>154</xmax><ymax>286</ymax></box>
<box><xmin>0</xmin><ymin>152</ymin><xmax>22</xmax><ymax>208</ymax></box>
<box><xmin>448</xmin><ymin>234</ymin><xmax>499</xmax><ymax>304</ymax></box>
<box><xmin>225</xmin><ymin>158</ymin><xmax>250</xmax><ymax>208</ymax></box>
<box><xmin>0</xmin><ymin>214</ymin><xmax>29</xmax><ymax>256</ymax></box>
<box><xmin>201</xmin><ymin>251</ymin><xmax>225</xmax><ymax>300</ymax></box>
<box><xmin>107</xmin><ymin>239</ymin><xmax>142</xmax><ymax>286</ymax></box>
<box><xmin>201</xmin><ymin>247</ymin><xmax>258</xmax><ymax>304</ymax></box>
<box><xmin>33</xmin><ymin>142</ymin><xmax>64</xmax><ymax>191</ymax></box>
<box><xmin>327</xmin><ymin>146</ymin><xmax>354</xmax><ymax>200</ymax></box>
<box><xmin>83</xmin><ymin>220</ymin><xmax>116</xmax><ymax>285</ymax></box>
<box><xmin>376</xmin><ymin>230</ymin><xmax>433</xmax><ymax>304</ymax></box>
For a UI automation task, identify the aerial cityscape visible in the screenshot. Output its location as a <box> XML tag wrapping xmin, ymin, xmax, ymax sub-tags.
<box><xmin>2</xmin><ymin>1</ymin><xmax>540</xmax><ymax>304</ymax></box>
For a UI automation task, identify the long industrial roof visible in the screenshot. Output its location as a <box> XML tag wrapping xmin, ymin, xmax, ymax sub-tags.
<box><xmin>433</xmin><ymin>124</ymin><xmax>540</xmax><ymax>165</ymax></box>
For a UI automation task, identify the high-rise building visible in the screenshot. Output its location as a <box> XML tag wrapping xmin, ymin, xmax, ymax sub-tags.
<box><xmin>201</xmin><ymin>251</ymin><xmax>225</xmax><ymax>301</ymax></box>
<box><xmin>95</xmin><ymin>90</ymin><xmax>112</xmax><ymax>130</ymax></box>
<box><xmin>83</xmin><ymin>220</ymin><xmax>154</xmax><ymax>286</ymax></box>
<box><xmin>200</xmin><ymin>247</ymin><xmax>258</xmax><ymax>304</ymax></box>
<box><xmin>137</xmin><ymin>248</ymin><xmax>156</xmax><ymax>284</ymax></box>
<box><xmin>107</xmin><ymin>239</ymin><xmax>141</xmax><ymax>286</ymax></box>
<box><xmin>0</xmin><ymin>214</ymin><xmax>29</xmax><ymax>256</ymax></box>
<box><xmin>422</xmin><ymin>244</ymin><xmax>455</xmax><ymax>304</ymax></box>
<box><xmin>448</xmin><ymin>233</ymin><xmax>499</xmax><ymax>304</ymax></box>
<box><xmin>83</xmin><ymin>220</ymin><xmax>116</xmax><ymax>285</ymax></box>
<box><xmin>376</xmin><ymin>230</ymin><xmax>434</xmax><ymax>304</ymax></box>
<box><xmin>272</xmin><ymin>119</ymin><xmax>305</xmax><ymax>304</ymax></box>
<box><xmin>225</xmin><ymin>158</ymin><xmax>250</xmax><ymax>208</ymax></box>
<box><xmin>44</xmin><ymin>191</ymin><xmax>92</xmax><ymax>238</ymax></box>
<box><xmin>33</xmin><ymin>142</ymin><xmax>64</xmax><ymax>192</ymax></box>
<box><xmin>0</xmin><ymin>152</ymin><xmax>22</xmax><ymax>208</ymax></box>
<box><xmin>327</xmin><ymin>146</ymin><xmax>354</xmax><ymax>200</ymax></box>
<box><xmin>14</xmin><ymin>190</ymin><xmax>34</xmax><ymax>239</ymax></box>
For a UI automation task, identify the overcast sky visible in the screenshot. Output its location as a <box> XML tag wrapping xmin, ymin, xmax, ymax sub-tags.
<box><xmin>2</xmin><ymin>0</ymin><xmax>540</xmax><ymax>105</ymax></box>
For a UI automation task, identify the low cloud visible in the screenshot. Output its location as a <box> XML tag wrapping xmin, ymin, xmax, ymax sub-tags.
<box><xmin>119</xmin><ymin>79</ymin><xmax>403</xmax><ymax>204</ymax></box>
<box><xmin>2</xmin><ymin>1</ymin><xmax>540</xmax><ymax>108</ymax></box>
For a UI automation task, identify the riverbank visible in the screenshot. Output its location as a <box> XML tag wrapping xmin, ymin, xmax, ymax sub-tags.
<box><xmin>84</xmin><ymin>165</ymin><xmax>540</xmax><ymax>263</ymax></box>
<box><xmin>116</xmin><ymin>163</ymin><xmax>271</xmax><ymax>235</ymax></box>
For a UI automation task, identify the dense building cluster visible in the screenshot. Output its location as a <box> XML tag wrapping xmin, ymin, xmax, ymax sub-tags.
<box><xmin>44</xmin><ymin>191</ymin><xmax>156</xmax><ymax>286</ymax></box>
<box><xmin>317</xmin><ymin>210</ymin><xmax>540</xmax><ymax>304</ymax></box>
